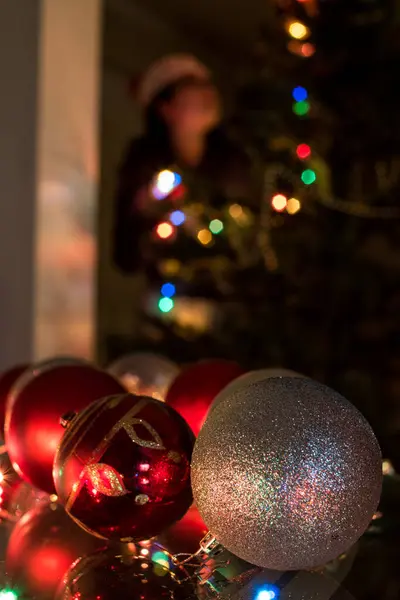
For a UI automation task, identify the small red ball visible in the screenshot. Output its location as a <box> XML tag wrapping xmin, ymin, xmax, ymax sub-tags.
<box><xmin>5</xmin><ymin>364</ymin><xmax>125</xmax><ymax>494</ymax></box>
<box><xmin>6</xmin><ymin>502</ymin><xmax>108</xmax><ymax>600</ymax></box>
<box><xmin>165</xmin><ymin>360</ymin><xmax>245</xmax><ymax>436</ymax></box>
<box><xmin>54</xmin><ymin>394</ymin><xmax>194</xmax><ymax>541</ymax></box>
<box><xmin>0</xmin><ymin>364</ymin><xmax>29</xmax><ymax>435</ymax></box>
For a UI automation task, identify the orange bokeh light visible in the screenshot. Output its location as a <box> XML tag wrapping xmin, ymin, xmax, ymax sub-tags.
<box><xmin>156</xmin><ymin>222</ymin><xmax>174</xmax><ymax>239</ymax></box>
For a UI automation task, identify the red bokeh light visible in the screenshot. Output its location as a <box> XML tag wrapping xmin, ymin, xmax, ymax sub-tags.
<box><xmin>301</xmin><ymin>43</ymin><xmax>316</xmax><ymax>57</ymax></box>
<box><xmin>297</xmin><ymin>143</ymin><xmax>312</xmax><ymax>160</ymax></box>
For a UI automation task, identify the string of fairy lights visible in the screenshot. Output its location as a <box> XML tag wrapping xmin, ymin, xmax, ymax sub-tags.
<box><xmin>269</xmin><ymin>0</ymin><xmax>400</xmax><ymax>219</ymax></box>
<box><xmin>150</xmin><ymin>169</ymin><xmax>232</xmax><ymax>314</ymax></box>
<box><xmin>149</xmin><ymin>1</ymin><xmax>400</xmax><ymax>311</ymax></box>
<box><xmin>269</xmin><ymin>1</ymin><xmax>317</xmax><ymax>217</ymax></box>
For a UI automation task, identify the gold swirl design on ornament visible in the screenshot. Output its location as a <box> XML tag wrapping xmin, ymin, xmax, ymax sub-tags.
<box><xmin>84</xmin><ymin>463</ymin><xmax>130</xmax><ymax>496</ymax></box>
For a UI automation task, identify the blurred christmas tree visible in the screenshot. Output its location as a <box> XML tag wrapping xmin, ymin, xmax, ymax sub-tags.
<box><xmin>113</xmin><ymin>0</ymin><xmax>400</xmax><ymax>464</ymax></box>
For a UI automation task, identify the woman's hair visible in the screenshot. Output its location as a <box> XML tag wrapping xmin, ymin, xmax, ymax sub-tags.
<box><xmin>144</xmin><ymin>75</ymin><xmax>213</xmax><ymax>144</ymax></box>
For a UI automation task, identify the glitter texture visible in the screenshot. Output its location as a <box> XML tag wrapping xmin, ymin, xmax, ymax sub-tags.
<box><xmin>83</xmin><ymin>464</ymin><xmax>129</xmax><ymax>497</ymax></box>
<box><xmin>192</xmin><ymin>377</ymin><xmax>382</xmax><ymax>570</ymax></box>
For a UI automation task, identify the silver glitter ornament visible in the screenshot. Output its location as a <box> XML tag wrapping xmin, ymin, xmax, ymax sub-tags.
<box><xmin>192</xmin><ymin>377</ymin><xmax>382</xmax><ymax>571</ymax></box>
<box><xmin>210</xmin><ymin>368</ymin><xmax>306</xmax><ymax>415</ymax></box>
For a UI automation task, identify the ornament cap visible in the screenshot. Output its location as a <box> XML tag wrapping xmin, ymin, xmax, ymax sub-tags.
<box><xmin>60</xmin><ymin>412</ymin><xmax>77</xmax><ymax>428</ymax></box>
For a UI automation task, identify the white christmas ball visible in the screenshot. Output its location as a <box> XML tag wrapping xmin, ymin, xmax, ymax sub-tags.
<box><xmin>192</xmin><ymin>377</ymin><xmax>382</xmax><ymax>570</ymax></box>
<box><xmin>108</xmin><ymin>352</ymin><xmax>179</xmax><ymax>401</ymax></box>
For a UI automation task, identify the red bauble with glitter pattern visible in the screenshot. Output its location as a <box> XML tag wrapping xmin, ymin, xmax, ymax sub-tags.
<box><xmin>54</xmin><ymin>393</ymin><xmax>194</xmax><ymax>541</ymax></box>
<box><xmin>5</xmin><ymin>364</ymin><xmax>125</xmax><ymax>494</ymax></box>
<box><xmin>165</xmin><ymin>360</ymin><xmax>245</xmax><ymax>436</ymax></box>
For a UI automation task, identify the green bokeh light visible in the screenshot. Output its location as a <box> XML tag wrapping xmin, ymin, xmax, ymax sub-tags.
<box><xmin>301</xmin><ymin>169</ymin><xmax>316</xmax><ymax>185</ymax></box>
<box><xmin>152</xmin><ymin>550</ymin><xmax>170</xmax><ymax>568</ymax></box>
<box><xmin>0</xmin><ymin>591</ymin><xmax>19</xmax><ymax>600</ymax></box>
<box><xmin>158</xmin><ymin>297</ymin><xmax>174</xmax><ymax>313</ymax></box>
<box><xmin>209</xmin><ymin>219</ymin><xmax>224</xmax><ymax>234</ymax></box>
<box><xmin>293</xmin><ymin>101</ymin><xmax>310</xmax><ymax>116</ymax></box>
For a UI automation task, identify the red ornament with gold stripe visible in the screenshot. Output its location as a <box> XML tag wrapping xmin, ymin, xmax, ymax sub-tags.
<box><xmin>53</xmin><ymin>394</ymin><xmax>194</xmax><ymax>541</ymax></box>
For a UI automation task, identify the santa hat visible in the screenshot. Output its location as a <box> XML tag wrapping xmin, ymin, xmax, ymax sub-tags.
<box><xmin>137</xmin><ymin>54</ymin><xmax>210</xmax><ymax>107</ymax></box>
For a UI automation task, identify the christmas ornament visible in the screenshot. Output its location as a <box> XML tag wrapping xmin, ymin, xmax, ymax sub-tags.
<box><xmin>216</xmin><ymin>568</ymin><xmax>355</xmax><ymax>600</ymax></box>
<box><xmin>108</xmin><ymin>352</ymin><xmax>179</xmax><ymax>401</ymax></box>
<box><xmin>56</xmin><ymin>543</ymin><xmax>195</xmax><ymax>600</ymax></box>
<box><xmin>0</xmin><ymin>452</ymin><xmax>24</xmax><ymax>519</ymax></box>
<box><xmin>5</xmin><ymin>363</ymin><xmax>124</xmax><ymax>494</ymax></box>
<box><xmin>192</xmin><ymin>377</ymin><xmax>382</xmax><ymax>570</ymax></box>
<box><xmin>210</xmin><ymin>368</ymin><xmax>305</xmax><ymax>415</ymax></box>
<box><xmin>6</xmin><ymin>501</ymin><xmax>107</xmax><ymax>600</ymax></box>
<box><xmin>166</xmin><ymin>360</ymin><xmax>245</xmax><ymax>436</ymax></box>
<box><xmin>8</xmin><ymin>480</ymin><xmax>49</xmax><ymax>519</ymax></box>
<box><xmin>54</xmin><ymin>393</ymin><xmax>194</xmax><ymax>541</ymax></box>
<box><xmin>0</xmin><ymin>364</ymin><xmax>29</xmax><ymax>436</ymax></box>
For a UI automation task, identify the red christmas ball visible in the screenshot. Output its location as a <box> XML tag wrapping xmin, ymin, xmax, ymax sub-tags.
<box><xmin>0</xmin><ymin>364</ymin><xmax>29</xmax><ymax>435</ymax></box>
<box><xmin>165</xmin><ymin>360</ymin><xmax>245</xmax><ymax>436</ymax></box>
<box><xmin>54</xmin><ymin>393</ymin><xmax>194</xmax><ymax>541</ymax></box>
<box><xmin>5</xmin><ymin>364</ymin><xmax>125</xmax><ymax>494</ymax></box>
<box><xmin>6</xmin><ymin>501</ymin><xmax>109</xmax><ymax>600</ymax></box>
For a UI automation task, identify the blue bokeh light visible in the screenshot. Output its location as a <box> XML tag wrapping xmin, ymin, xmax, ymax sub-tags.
<box><xmin>170</xmin><ymin>210</ymin><xmax>186</xmax><ymax>226</ymax></box>
<box><xmin>255</xmin><ymin>587</ymin><xmax>278</xmax><ymax>600</ymax></box>
<box><xmin>292</xmin><ymin>86</ymin><xmax>308</xmax><ymax>102</ymax></box>
<box><xmin>161</xmin><ymin>283</ymin><xmax>176</xmax><ymax>297</ymax></box>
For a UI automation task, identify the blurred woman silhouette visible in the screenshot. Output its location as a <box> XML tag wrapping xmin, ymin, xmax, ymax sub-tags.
<box><xmin>113</xmin><ymin>54</ymin><xmax>253</xmax><ymax>273</ymax></box>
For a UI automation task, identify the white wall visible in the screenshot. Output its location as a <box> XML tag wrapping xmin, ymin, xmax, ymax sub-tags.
<box><xmin>0</xmin><ymin>2</ymin><xmax>39</xmax><ymax>370</ymax></box>
<box><xmin>35</xmin><ymin>0</ymin><xmax>102</xmax><ymax>361</ymax></box>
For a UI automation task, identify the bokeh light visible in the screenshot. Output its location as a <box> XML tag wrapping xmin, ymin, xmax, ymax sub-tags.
<box><xmin>293</xmin><ymin>101</ymin><xmax>310</xmax><ymax>116</ymax></box>
<box><xmin>158</xmin><ymin>297</ymin><xmax>174</xmax><ymax>313</ymax></box>
<box><xmin>382</xmin><ymin>459</ymin><xmax>395</xmax><ymax>476</ymax></box>
<box><xmin>161</xmin><ymin>259</ymin><xmax>181</xmax><ymax>276</ymax></box>
<box><xmin>152</xmin><ymin>170</ymin><xmax>181</xmax><ymax>200</ymax></box>
<box><xmin>292</xmin><ymin>86</ymin><xmax>308</xmax><ymax>102</ymax></box>
<box><xmin>229</xmin><ymin>203</ymin><xmax>243</xmax><ymax>219</ymax></box>
<box><xmin>156</xmin><ymin>222</ymin><xmax>174</xmax><ymax>239</ymax></box>
<box><xmin>287</xmin><ymin>21</ymin><xmax>310</xmax><ymax>40</ymax></box>
<box><xmin>197</xmin><ymin>229</ymin><xmax>213</xmax><ymax>245</ymax></box>
<box><xmin>161</xmin><ymin>283</ymin><xmax>176</xmax><ymax>298</ymax></box>
<box><xmin>296</xmin><ymin>143</ymin><xmax>311</xmax><ymax>160</ymax></box>
<box><xmin>0</xmin><ymin>591</ymin><xmax>18</xmax><ymax>600</ymax></box>
<box><xmin>271</xmin><ymin>194</ymin><xmax>288</xmax><ymax>212</ymax></box>
<box><xmin>256</xmin><ymin>588</ymin><xmax>278</xmax><ymax>600</ymax></box>
<box><xmin>301</xmin><ymin>43</ymin><xmax>315</xmax><ymax>57</ymax></box>
<box><xmin>301</xmin><ymin>169</ymin><xmax>317</xmax><ymax>185</ymax></box>
<box><xmin>209</xmin><ymin>219</ymin><xmax>224</xmax><ymax>234</ymax></box>
<box><xmin>287</xmin><ymin>198</ymin><xmax>301</xmax><ymax>215</ymax></box>
<box><xmin>169</xmin><ymin>210</ymin><xmax>185</xmax><ymax>226</ymax></box>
